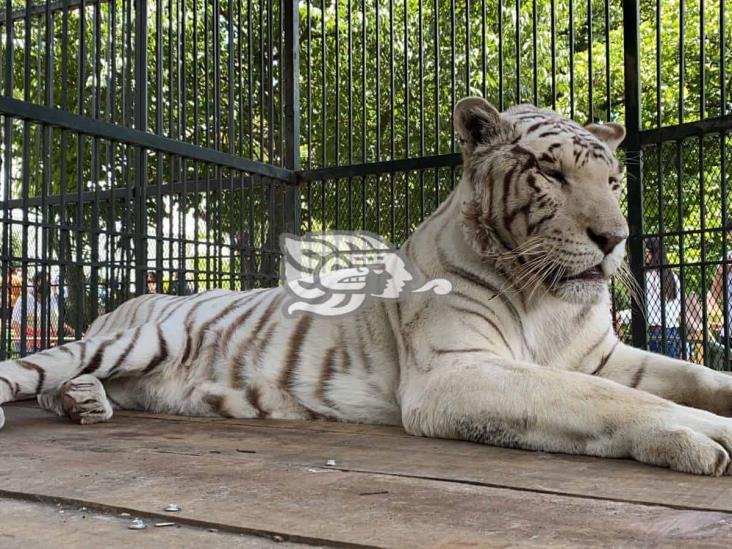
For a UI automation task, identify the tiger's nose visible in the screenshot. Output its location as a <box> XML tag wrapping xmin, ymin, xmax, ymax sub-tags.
<box><xmin>587</xmin><ymin>228</ymin><xmax>625</xmax><ymax>256</ymax></box>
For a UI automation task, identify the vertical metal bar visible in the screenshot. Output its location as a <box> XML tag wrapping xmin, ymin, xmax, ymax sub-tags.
<box><xmin>604</xmin><ymin>0</ymin><xmax>611</xmax><ymax>120</ymax></box>
<box><xmin>237</xmin><ymin>0</ymin><xmax>243</xmax><ymax>158</ymax></box>
<box><xmin>283</xmin><ymin>0</ymin><xmax>300</xmax><ymax>234</ymax></box>
<box><xmin>0</xmin><ymin>118</ymin><xmax>10</xmax><ymax>358</ymax></box>
<box><xmin>90</xmin><ymin>0</ymin><xmax>102</xmax><ymax>320</ymax></box>
<box><xmin>192</xmin><ymin>0</ymin><xmax>199</xmax><ymax>146</ymax></box>
<box><xmin>4</xmin><ymin>0</ymin><xmax>13</xmax><ymax>97</ymax></box>
<box><xmin>569</xmin><ymin>0</ymin><xmax>575</xmax><ymax>118</ymax></box>
<box><xmin>375</xmin><ymin>0</ymin><xmax>380</xmax><ymax>163</ymax></box>
<box><xmin>498</xmin><ymin>0</ymin><xmax>503</xmax><ymax>110</ymax></box>
<box><xmin>205</xmin><ymin>161</ymin><xmax>211</xmax><ymax>288</ymax></box>
<box><xmin>550</xmin><ymin>0</ymin><xmax>556</xmax><ymax>110</ymax></box>
<box><xmin>721</xmin><ymin>132</ymin><xmax>729</xmax><ymax>366</ymax></box>
<box><xmin>135</xmin><ymin>0</ymin><xmax>148</xmax><ymax>296</ymax></box>
<box><xmin>657</xmin><ymin>148</ymin><xmax>667</xmax><ymax>355</ymax></box>
<box><xmin>24</xmin><ymin>0</ymin><xmax>31</xmax><ymax>103</ymax></box>
<box><xmin>405</xmin><ymin>0</ymin><xmax>409</xmax><ymax>159</ymax></box>
<box><xmin>417</xmin><ymin>0</ymin><xmax>423</xmax><ymax>223</ymax></box>
<box><xmin>450</xmin><ymin>0</ymin><xmax>455</xmax><ymax>149</ymax></box>
<box><xmin>321</xmin><ymin>0</ymin><xmax>325</xmax><ymax>166</ymax></box>
<box><xmin>335</xmin><ymin>0</ymin><xmax>340</xmax><ymax>167</ymax></box>
<box><xmin>361</xmin><ymin>0</ymin><xmax>366</xmax><ymax>165</ymax></box>
<box><xmin>514</xmin><ymin>0</ymin><xmax>519</xmax><ymax>103</ymax></box>
<box><xmin>347</xmin><ymin>0</ymin><xmax>353</xmax><ymax>228</ymax></box>
<box><xmin>20</xmin><ymin>120</ymin><xmax>29</xmax><ymax>355</ymax></box>
<box><xmin>465</xmin><ymin>0</ymin><xmax>470</xmax><ymax>96</ymax></box>
<box><xmin>587</xmin><ymin>0</ymin><xmax>593</xmax><ymax>120</ymax></box>
<box><xmin>699</xmin><ymin>0</ymin><xmax>705</xmax><ymax>121</ymax></box>
<box><xmin>347</xmin><ymin>0</ymin><xmax>353</xmax><ymax>164</ymax></box>
<box><xmin>214</xmin><ymin>0</ymin><xmax>221</xmax><ymax>152</ymax></box>
<box><xmin>247</xmin><ymin>0</ymin><xmax>253</xmax><ymax>162</ymax></box>
<box><xmin>532</xmin><ymin>0</ymin><xmax>537</xmax><ymax>105</ymax></box>
<box><xmin>278</xmin><ymin>0</ymin><xmax>285</xmax><ymax>166</ymax></box>
<box><xmin>623</xmin><ymin>0</ymin><xmax>647</xmax><ymax>349</ymax></box>
<box><xmin>19</xmin><ymin>0</ymin><xmax>32</xmax><ymax>352</ymax></box>
<box><xmin>722</xmin><ymin>0</ymin><xmax>727</xmax><ymax>117</ymax></box>
<box><xmin>58</xmin><ymin>0</ymin><xmax>69</xmax><ymax>338</ymax></box>
<box><xmin>389</xmin><ymin>0</ymin><xmax>396</xmax><ymax>237</ymax></box>
<box><xmin>375</xmin><ymin>0</ymin><xmax>381</xmax><ymax>233</ymax></box>
<box><xmin>481</xmin><ymin>0</ymin><xmax>486</xmax><ymax>98</ymax></box>
<box><xmin>700</xmin><ymin>136</ymin><xmax>709</xmax><ymax>364</ymax></box>
<box><xmin>266</xmin><ymin>0</ymin><xmax>274</xmax><ymax>162</ymax></box>
<box><xmin>675</xmin><ymin>141</ymin><xmax>687</xmax><ymax>358</ymax></box>
<box><xmin>655</xmin><ymin>0</ymin><xmax>661</xmax><ymax>128</ymax></box>
<box><xmin>305</xmin><ymin>0</ymin><xmax>311</xmax><ymax>169</ymax></box>
<box><xmin>108</xmin><ymin>0</ymin><xmax>118</xmax><ymax>306</ymax></box>
<box><xmin>180</xmin><ymin>0</ymin><xmax>187</xmax><ymax>145</ymax></box>
<box><xmin>434</xmin><ymin>0</ymin><xmax>439</xmax><ymax>157</ymax></box>
<box><xmin>654</xmin><ymin>0</ymin><xmax>663</xmax><ymax>351</ymax></box>
<box><xmin>679</xmin><ymin>0</ymin><xmax>685</xmax><ymax>124</ymax></box>
<box><xmin>227</xmin><ymin>0</ymin><xmax>235</xmax><ymax>154</ymax></box>
<box><xmin>154</xmin><ymin>0</ymin><xmax>163</xmax><ymax>288</ymax></box>
<box><xmin>43</xmin><ymin>0</ymin><xmax>54</xmax><ymax>346</ymax></box>
<box><xmin>75</xmin><ymin>0</ymin><xmax>87</xmax><ymax>338</ymax></box>
<box><xmin>1</xmin><ymin>0</ymin><xmax>16</xmax><ymax>358</ymax></box>
<box><xmin>203</xmin><ymin>0</ymin><xmax>209</xmax><ymax>148</ymax></box>
<box><xmin>699</xmin><ymin>2</ymin><xmax>708</xmax><ymax>363</ymax></box>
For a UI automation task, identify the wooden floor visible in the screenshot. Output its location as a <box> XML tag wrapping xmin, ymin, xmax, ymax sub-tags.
<box><xmin>2</xmin><ymin>403</ymin><xmax>732</xmax><ymax>548</ymax></box>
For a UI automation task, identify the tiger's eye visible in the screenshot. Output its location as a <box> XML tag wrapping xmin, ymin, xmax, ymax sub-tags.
<box><xmin>545</xmin><ymin>169</ymin><xmax>567</xmax><ymax>185</ymax></box>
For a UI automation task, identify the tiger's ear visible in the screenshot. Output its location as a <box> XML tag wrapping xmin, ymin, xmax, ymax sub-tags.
<box><xmin>585</xmin><ymin>122</ymin><xmax>626</xmax><ymax>152</ymax></box>
<box><xmin>453</xmin><ymin>97</ymin><xmax>512</xmax><ymax>158</ymax></box>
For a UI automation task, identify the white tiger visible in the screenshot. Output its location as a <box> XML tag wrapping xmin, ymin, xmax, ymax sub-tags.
<box><xmin>2</xmin><ymin>97</ymin><xmax>732</xmax><ymax>476</ymax></box>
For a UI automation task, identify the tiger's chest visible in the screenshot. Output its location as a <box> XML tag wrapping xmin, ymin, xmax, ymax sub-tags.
<box><xmin>520</xmin><ymin>298</ymin><xmax>612</xmax><ymax>368</ymax></box>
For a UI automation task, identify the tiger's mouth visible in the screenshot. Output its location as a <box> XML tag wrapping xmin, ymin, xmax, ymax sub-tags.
<box><xmin>558</xmin><ymin>264</ymin><xmax>607</xmax><ymax>283</ymax></box>
<box><xmin>542</xmin><ymin>263</ymin><xmax>608</xmax><ymax>288</ymax></box>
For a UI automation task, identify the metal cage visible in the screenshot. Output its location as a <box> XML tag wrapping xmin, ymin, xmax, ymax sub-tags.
<box><xmin>0</xmin><ymin>0</ymin><xmax>730</xmax><ymax>370</ymax></box>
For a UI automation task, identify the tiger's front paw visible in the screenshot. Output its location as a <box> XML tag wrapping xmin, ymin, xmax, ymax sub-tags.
<box><xmin>61</xmin><ymin>375</ymin><xmax>113</xmax><ymax>425</ymax></box>
<box><xmin>632</xmin><ymin>409</ymin><xmax>732</xmax><ymax>476</ymax></box>
<box><xmin>0</xmin><ymin>406</ymin><xmax>5</xmax><ymax>430</ymax></box>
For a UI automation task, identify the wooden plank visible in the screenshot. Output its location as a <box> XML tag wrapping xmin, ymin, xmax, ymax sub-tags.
<box><xmin>2</xmin><ymin>405</ymin><xmax>732</xmax><ymax>547</ymax></box>
<box><xmin>9</xmin><ymin>404</ymin><xmax>732</xmax><ymax>513</ymax></box>
<box><xmin>0</xmin><ymin>497</ymin><xmax>300</xmax><ymax>548</ymax></box>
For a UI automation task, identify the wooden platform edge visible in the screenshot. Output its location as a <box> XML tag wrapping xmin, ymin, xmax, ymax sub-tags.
<box><xmin>0</xmin><ymin>488</ymin><xmax>379</xmax><ymax>549</ymax></box>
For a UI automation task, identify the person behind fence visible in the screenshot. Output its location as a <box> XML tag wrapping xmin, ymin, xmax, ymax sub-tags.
<box><xmin>709</xmin><ymin>221</ymin><xmax>732</xmax><ymax>348</ymax></box>
<box><xmin>7</xmin><ymin>267</ymin><xmax>22</xmax><ymax>308</ymax></box>
<box><xmin>645</xmin><ymin>238</ymin><xmax>683</xmax><ymax>358</ymax></box>
<box><xmin>146</xmin><ymin>272</ymin><xmax>158</xmax><ymax>294</ymax></box>
<box><xmin>11</xmin><ymin>272</ymin><xmax>58</xmax><ymax>353</ymax></box>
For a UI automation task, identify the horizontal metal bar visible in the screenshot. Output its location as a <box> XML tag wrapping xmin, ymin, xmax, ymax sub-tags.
<box><xmin>297</xmin><ymin>153</ymin><xmax>462</xmax><ymax>182</ymax></box>
<box><xmin>0</xmin><ymin>0</ymin><xmax>108</xmax><ymax>25</ymax></box>
<box><xmin>1</xmin><ymin>177</ymin><xmax>271</xmax><ymax>209</ymax></box>
<box><xmin>0</xmin><ymin>97</ymin><xmax>297</xmax><ymax>183</ymax></box>
<box><xmin>639</xmin><ymin>114</ymin><xmax>732</xmax><ymax>145</ymax></box>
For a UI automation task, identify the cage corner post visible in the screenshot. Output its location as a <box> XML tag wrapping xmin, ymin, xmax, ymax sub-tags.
<box><xmin>622</xmin><ymin>0</ymin><xmax>646</xmax><ymax>350</ymax></box>
<box><xmin>283</xmin><ymin>0</ymin><xmax>301</xmax><ymax>238</ymax></box>
<box><xmin>134</xmin><ymin>0</ymin><xmax>149</xmax><ymax>297</ymax></box>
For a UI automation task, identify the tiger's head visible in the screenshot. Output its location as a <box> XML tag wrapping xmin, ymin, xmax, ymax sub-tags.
<box><xmin>454</xmin><ymin>97</ymin><xmax>628</xmax><ymax>305</ymax></box>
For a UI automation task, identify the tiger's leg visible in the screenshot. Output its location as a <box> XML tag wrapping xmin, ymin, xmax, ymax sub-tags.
<box><xmin>588</xmin><ymin>342</ymin><xmax>732</xmax><ymax>417</ymax></box>
<box><xmin>0</xmin><ymin>322</ymin><xmax>179</xmax><ymax>429</ymax></box>
<box><xmin>401</xmin><ymin>355</ymin><xmax>732</xmax><ymax>476</ymax></box>
<box><xmin>40</xmin><ymin>370</ymin><xmax>261</xmax><ymax>423</ymax></box>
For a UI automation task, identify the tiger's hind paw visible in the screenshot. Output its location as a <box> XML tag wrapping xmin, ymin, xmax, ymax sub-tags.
<box><xmin>61</xmin><ymin>375</ymin><xmax>113</xmax><ymax>425</ymax></box>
